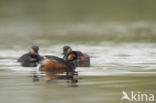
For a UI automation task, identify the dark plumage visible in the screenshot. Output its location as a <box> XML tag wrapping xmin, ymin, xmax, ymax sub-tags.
<box><xmin>39</xmin><ymin>55</ymin><xmax>77</xmax><ymax>81</ymax></box>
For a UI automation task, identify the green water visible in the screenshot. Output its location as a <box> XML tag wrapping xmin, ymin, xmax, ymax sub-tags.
<box><xmin>0</xmin><ymin>0</ymin><xmax>156</xmax><ymax>103</ymax></box>
<box><xmin>0</xmin><ymin>43</ymin><xmax>156</xmax><ymax>103</ymax></box>
<box><xmin>0</xmin><ymin>71</ymin><xmax>156</xmax><ymax>103</ymax></box>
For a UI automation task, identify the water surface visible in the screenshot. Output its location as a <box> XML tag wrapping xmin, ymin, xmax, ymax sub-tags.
<box><xmin>0</xmin><ymin>0</ymin><xmax>156</xmax><ymax>103</ymax></box>
<box><xmin>0</xmin><ymin>42</ymin><xmax>156</xmax><ymax>103</ymax></box>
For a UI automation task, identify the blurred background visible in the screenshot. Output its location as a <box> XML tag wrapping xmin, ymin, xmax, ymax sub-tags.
<box><xmin>0</xmin><ymin>0</ymin><xmax>156</xmax><ymax>48</ymax></box>
<box><xmin>0</xmin><ymin>1</ymin><xmax>156</xmax><ymax>103</ymax></box>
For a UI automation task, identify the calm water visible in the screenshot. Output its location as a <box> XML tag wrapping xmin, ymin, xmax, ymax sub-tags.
<box><xmin>0</xmin><ymin>0</ymin><xmax>156</xmax><ymax>103</ymax></box>
<box><xmin>0</xmin><ymin>42</ymin><xmax>156</xmax><ymax>103</ymax></box>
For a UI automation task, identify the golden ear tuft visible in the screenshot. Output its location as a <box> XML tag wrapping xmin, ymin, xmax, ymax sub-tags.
<box><xmin>67</xmin><ymin>48</ymin><xmax>72</xmax><ymax>53</ymax></box>
<box><xmin>29</xmin><ymin>49</ymin><xmax>35</xmax><ymax>55</ymax></box>
<box><xmin>67</xmin><ymin>54</ymin><xmax>73</xmax><ymax>61</ymax></box>
<box><xmin>67</xmin><ymin>54</ymin><xmax>77</xmax><ymax>61</ymax></box>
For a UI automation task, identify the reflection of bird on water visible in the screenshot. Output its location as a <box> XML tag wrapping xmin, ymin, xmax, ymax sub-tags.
<box><xmin>32</xmin><ymin>55</ymin><xmax>79</xmax><ymax>87</ymax></box>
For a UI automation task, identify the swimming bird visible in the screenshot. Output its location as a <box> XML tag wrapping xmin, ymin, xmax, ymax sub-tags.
<box><xmin>17</xmin><ymin>46</ymin><xmax>43</xmax><ymax>67</ymax></box>
<box><xmin>34</xmin><ymin>53</ymin><xmax>79</xmax><ymax>85</ymax></box>
<box><xmin>62</xmin><ymin>46</ymin><xmax>90</xmax><ymax>67</ymax></box>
